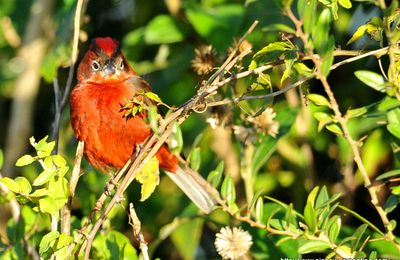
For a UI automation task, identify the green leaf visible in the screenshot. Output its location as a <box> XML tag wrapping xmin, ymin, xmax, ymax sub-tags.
<box><xmin>302</xmin><ymin>0</ymin><xmax>317</xmax><ymax>34</ymax></box>
<box><xmin>48</xmin><ymin>178</ymin><xmax>69</xmax><ymax>209</ymax></box>
<box><xmin>207</xmin><ymin>161</ymin><xmax>224</xmax><ymax>188</ymax></box>
<box><xmin>252</xmin><ymin>136</ymin><xmax>277</xmax><ymax>174</ymax></box>
<box><xmin>29</xmin><ymin>188</ymin><xmax>48</xmax><ymax>198</ymax></box>
<box><xmin>39</xmin><ymin>231</ymin><xmax>60</xmax><ymax>255</ymax></box>
<box><xmin>298</xmin><ymin>240</ymin><xmax>331</xmax><ymax>254</ymax></box>
<box><xmin>320</xmin><ymin>35</ymin><xmax>335</xmax><ymax>76</ymax></box>
<box><xmin>326</xmin><ymin>124</ymin><xmax>343</xmax><ymax>135</ymax></box>
<box><xmin>351</xmin><ymin>224</ymin><xmax>368</xmax><ymax>251</ymax></box>
<box><xmin>185</xmin><ymin>4</ymin><xmax>244</xmax><ymax>51</ymax></box>
<box><xmin>354</xmin><ymin>70</ymin><xmax>386</xmax><ymax>92</ymax></box>
<box><xmin>387</xmin><ymin>123</ymin><xmax>400</xmax><ymax>139</ymax></box>
<box><xmin>262</xmin><ymin>23</ymin><xmax>295</xmax><ymax>34</ymax></box>
<box><xmin>171</xmin><ymin>218</ymin><xmax>204</xmax><ymax>260</ymax></box>
<box><xmin>313</xmin><ymin>8</ymin><xmax>332</xmax><ymax>54</ymax></box>
<box><xmin>52</xmin><ymin>155</ymin><xmax>66</xmax><ymax>167</ymax></box>
<box><xmin>144</xmin><ymin>15</ymin><xmax>187</xmax><ymax>44</ymax></box>
<box><xmin>40</xmin><ymin>44</ymin><xmax>70</xmax><ymax>83</ymax></box>
<box><xmin>307</xmin><ymin>186</ymin><xmax>320</xmax><ymax>207</ymax></box>
<box><xmin>255</xmin><ymin>197</ymin><xmax>264</xmax><ymax>223</ymax></box>
<box><xmin>15</xmin><ymin>155</ymin><xmax>35</xmax><ymax>167</ymax></box>
<box><xmin>315</xmin><ymin>186</ymin><xmax>329</xmax><ymax>209</ymax></box>
<box><xmin>0</xmin><ymin>149</ymin><xmax>4</xmax><ymax>169</ymax></box>
<box><xmin>347</xmin><ymin>106</ymin><xmax>368</xmax><ymax>118</ymax></box>
<box><xmin>304</xmin><ymin>202</ymin><xmax>317</xmax><ymax>232</ymax></box>
<box><xmin>14</xmin><ymin>177</ymin><xmax>31</xmax><ymax>194</ymax></box>
<box><xmin>0</xmin><ymin>177</ymin><xmax>21</xmax><ymax>193</ymax></box>
<box><xmin>384</xmin><ymin>195</ymin><xmax>399</xmax><ymax>213</ymax></box>
<box><xmin>376</xmin><ymin>169</ymin><xmax>400</xmax><ymax>180</ymax></box>
<box><xmin>221</xmin><ymin>175</ymin><xmax>236</xmax><ymax>206</ymax></box>
<box><xmin>170</xmin><ymin>123</ymin><xmax>183</xmax><ymax>154</ymax></box>
<box><xmin>39</xmin><ymin>197</ymin><xmax>59</xmax><ymax>217</ymax></box>
<box><xmin>338</xmin><ymin>205</ymin><xmax>384</xmax><ymax>235</ymax></box>
<box><xmin>145</xmin><ymin>91</ymin><xmax>162</xmax><ymax>103</ymax></box>
<box><xmin>347</xmin><ymin>25</ymin><xmax>368</xmax><ymax>45</ymax></box>
<box><xmin>147</xmin><ymin>105</ymin><xmax>160</xmax><ymax>135</ymax></box>
<box><xmin>338</xmin><ymin>0</ymin><xmax>352</xmax><ymax>9</ymax></box>
<box><xmin>307</xmin><ymin>94</ymin><xmax>330</xmax><ymax>107</ymax></box>
<box><xmin>327</xmin><ymin>216</ymin><xmax>341</xmax><ymax>243</ymax></box>
<box><xmin>33</xmin><ymin>169</ymin><xmax>56</xmax><ymax>186</ymax></box>
<box><xmin>56</xmin><ymin>234</ymin><xmax>73</xmax><ymax>249</ymax></box>
<box><xmin>135</xmin><ymin>157</ymin><xmax>160</xmax><ymax>201</ymax></box>
<box><xmin>188</xmin><ymin>147</ymin><xmax>201</xmax><ymax>172</ymax></box>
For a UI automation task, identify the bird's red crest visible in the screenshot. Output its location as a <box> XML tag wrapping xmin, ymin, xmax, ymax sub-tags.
<box><xmin>91</xmin><ymin>37</ymin><xmax>119</xmax><ymax>56</ymax></box>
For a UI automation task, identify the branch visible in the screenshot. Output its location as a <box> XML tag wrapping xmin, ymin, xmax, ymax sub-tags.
<box><xmin>128</xmin><ymin>203</ymin><xmax>149</xmax><ymax>260</ymax></box>
<box><xmin>52</xmin><ymin>0</ymin><xmax>87</xmax><ymax>153</ymax></box>
<box><xmin>61</xmin><ymin>141</ymin><xmax>84</xmax><ymax>235</ymax></box>
<box><xmin>286</xmin><ymin>7</ymin><xmax>398</xmax><ymax>246</ymax></box>
<box><xmin>78</xmin><ymin>21</ymin><xmax>260</xmax><ymax>259</ymax></box>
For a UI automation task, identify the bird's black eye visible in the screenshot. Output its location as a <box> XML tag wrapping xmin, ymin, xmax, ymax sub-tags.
<box><xmin>91</xmin><ymin>60</ymin><xmax>100</xmax><ymax>71</ymax></box>
<box><xmin>118</xmin><ymin>58</ymin><xmax>124</xmax><ymax>70</ymax></box>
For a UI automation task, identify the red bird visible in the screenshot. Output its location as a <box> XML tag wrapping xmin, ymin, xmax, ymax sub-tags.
<box><xmin>70</xmin><ymin>37</ymin><xmax>214</xmax><ymax>213</ymax></box>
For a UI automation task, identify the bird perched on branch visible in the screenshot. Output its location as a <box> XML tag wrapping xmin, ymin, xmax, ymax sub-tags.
<box><xmin>70</xmin><ymin>37</ymin><xmax>215</xmax><ymax>213</ymax></box>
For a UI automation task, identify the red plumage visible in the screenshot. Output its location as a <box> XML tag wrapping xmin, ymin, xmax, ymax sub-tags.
<box><xmin>70</xmin><ymin>37</ymin><xmax>178</xmax><ymax>172</ymax></box>
<box><xmin>70</xmin><ymin>37</ymin><xmax>215</xmax><ymax>213</ymax></box>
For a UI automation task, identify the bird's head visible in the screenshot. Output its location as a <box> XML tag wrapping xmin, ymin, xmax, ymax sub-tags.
<box><xmin>77</xmin><ymin>37</ymin><xmax>135</xmax><ymax>84</ymax></box>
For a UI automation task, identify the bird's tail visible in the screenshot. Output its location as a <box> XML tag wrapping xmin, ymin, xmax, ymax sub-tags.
<box><xmin>164</xmin><ymin>166</ymin><xmax>216</xmax><ymax>213</ymax></box>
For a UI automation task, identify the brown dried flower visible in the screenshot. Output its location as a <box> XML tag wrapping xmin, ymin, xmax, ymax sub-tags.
<box><xmin>228</xmin><ymin>39</ymin><xmax>253</xmax><ymax>56</ymax></box>
<box><xmin>251</xmin><ymin>107</ymin><xmax>280</xmax><ymax>138</ymax></box>
<box><xmin>191</xmin><ymin>45</ymin><xmax>216</xmax><ymax>75</ymax></box>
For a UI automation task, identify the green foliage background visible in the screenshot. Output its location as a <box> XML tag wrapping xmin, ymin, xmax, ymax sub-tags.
<box><xmin>1</xmin><ymin>0</ymin><xmax>400</xmax><ymax>259</ymax></box>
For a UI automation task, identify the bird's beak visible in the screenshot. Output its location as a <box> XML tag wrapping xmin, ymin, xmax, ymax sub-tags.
<box><xmin>103</xmin><ymin>61</ymin><xmax>116</xmax><ymax>76</ymax></box>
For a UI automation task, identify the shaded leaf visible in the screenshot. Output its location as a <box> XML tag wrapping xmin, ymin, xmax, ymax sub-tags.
<box><xmin>144</xmin><ymin>15</ymin><xmax>187</xmax><ymax>44</ymax></box>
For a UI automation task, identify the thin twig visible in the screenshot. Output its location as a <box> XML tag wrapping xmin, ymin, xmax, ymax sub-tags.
<box><xmin>61</xmin><ymin>140</ymin><xmax>84</xmax><ymax>235</ymax></box>
<box><xmin>52</xmin><ymin>0</ymin><xmax>86</xmax><ymax>152</ymax></box>
<box><xmin>128</xmin><ymin>203</ymin><xmax>149</xmax><ymax>260</ymax></box>
<box><xmin>286</xmin><ymin>7</ymin><xmax>398</xmax><ymax>246</ymax></box>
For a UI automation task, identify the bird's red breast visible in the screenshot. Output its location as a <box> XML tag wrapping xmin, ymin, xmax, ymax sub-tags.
<box><xmin>70</xmin><ymin>37</ymin><xmax>178</xmax><ymax>173</ymax></box>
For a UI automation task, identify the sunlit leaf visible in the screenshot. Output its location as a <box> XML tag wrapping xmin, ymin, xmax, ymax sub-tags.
<box><xmin>221</xmin><ymin>175</ymin><xmax>236</xmax><ymax>207</ymax></box>
<box><xmin>354</xmin><ymin>70</ymin><xmax>386</xmax><ymax>92</ymax></box>
<box><xmin>255</xmin><ymin>197</ymin><xmax>264</xmax><ymax>223</ymax></box>
<box><xmin>39</xmin><ymin>230</ymin><xmax>60</xmax><ymax>255</ymax></box>
<box><xmin>207</xmin><ymin>161</ymin><xmax>224</xmax><ymax>188</ymax></box>
<box><xmin>0</xmin><ymin>177</ymin><xmax>21</xmax><ymax>193</ymax></box>
<box><xmin>16</xmin><ymin>155</ymin><xmax>35</xmax><ymax>167</ymax></box>
<box><xmin>14</xmin><ymin>177</ymin><xmax>31</xmax><ymax>195</ymax></box>
<box><xmin>307</xmin><ymin>94</ymin><xmax>330</xmax><ymax>107</ymax></box>
<box><xmin>188</xmin><ymin>147</ymin><xmax>201</xmax><ymax>172</ymax></box>
<box><xmin>298</xmin><ymin>240</ymin><xmax>331</xmax><ymax>253</ymax></box>
<box><xmin>145</xmin><ymin>92</ymin><xmax>162</xmax><ymax>103</ymax></box>
<box><xmin>387</xmin><ymin>123</ymin><xmax>400</xmax><ymax>139</ymax></box>
<box><xmin>338</xmin><ymin>0</ymin><xmax>352</xmax><ymax>9</ymax></box>
<box><xmin>326</xmin><ymin>124</ymin><xmax>343</xmax><ymax>135</ymax></box>
<box><xmin>39</xmin><ymin>197</ymin><xmax>59</xmax><ymax>217</ymax></box>
<box><xmin>304</xmin><ymin>202</ymin><xmax>317</xmax><ymax>232</ymax></box>
<box><xmin>376</xmin><ymin>169</ymin><xmax>400</xmax><ymax>180</ymax></box>
<box><xmin>135</xmin><ymin>157</ymin><xmax>160</xmax><ymax>201</ymax></box>
<box><xmin>327</xmin><ymin>216</ymin><xmax>341</xmax><ymax>243</ymax></box>
<box><xmin>33</xmin><ymin>169</ymin><xmax>56</xmax><ymax>186</ymax></box>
